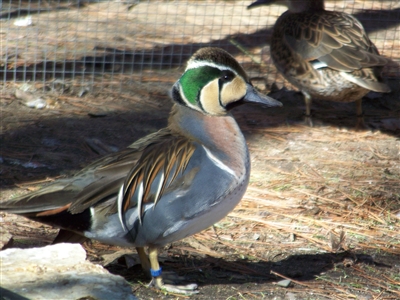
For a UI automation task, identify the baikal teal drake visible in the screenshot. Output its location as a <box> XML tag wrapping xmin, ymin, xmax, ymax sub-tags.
<box><xmin>248</xmin><ymin>0</ymin><xmax>391</xmax><ymax>127</ymax></box>
<box><xmin>0</xmin><ymin>47</ymin><xmax>282</xmax><ymax>295</ymax></box>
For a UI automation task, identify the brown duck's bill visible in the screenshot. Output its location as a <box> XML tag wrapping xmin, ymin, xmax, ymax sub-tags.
<box><xmin>247</xmin><ymin>0</ymin><xmax>275</xmax><ymax>9</ymax></box>
<box><xmin>243</xmin><ymin>84</ymin><xmax>282</xmax><ymax>107</ymax></box>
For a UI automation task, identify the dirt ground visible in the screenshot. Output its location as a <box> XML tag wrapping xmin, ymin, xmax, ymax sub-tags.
<box><xmin>1</xmin><ymin>1</ymin><xmax>400</xmax><ymax>299</ymax></box>
<box><xmin>1</xmin><ymin>74</ymin><xmax>400</xmax><ymax>299</ymax></box>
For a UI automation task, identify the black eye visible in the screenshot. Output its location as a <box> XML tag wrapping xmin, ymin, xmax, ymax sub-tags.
<box><xmin>220</xmin><ymin>70</ymin><xmax>234</xmax><ymax>82</ymax></box>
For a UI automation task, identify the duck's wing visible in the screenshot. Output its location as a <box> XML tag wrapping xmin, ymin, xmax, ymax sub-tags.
<box><xmin>282</xmin><ymin>11</ymin><xmax>388</xmax><ymax>72</ymax></box>
<box><xmin>69</xmin><ymin>129</ymin><xmax>196</xmax><ymax>230</ymax></box>
<box><xmin>0</xmin><ymin>146</ymin><xmax>143</xmax><ymax>215</ymax></box>
<box><xmin>1</xmin><ymin>128</ymin><xmax>196</xmax><ymax>225</ymax></box>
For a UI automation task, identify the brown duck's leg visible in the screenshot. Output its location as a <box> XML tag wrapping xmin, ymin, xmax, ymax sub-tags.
<box><xmin>148</xmin><ymin>246</ymin><xmax>198</xmax><ymax>294</ymax></box>
<box><xmin>136</xmin><ymin>247</ymin><xmax>151</xmax><ymax>277</ymax></box>
<box><xmin>355</xmin><ymin>98</ymin><xmax>367</xmax><ymax>130</ymax></box>
<box><xmin>303</xmin><ymin>92</ymin><xmax>313</xmax><ymax>127</ymax></box>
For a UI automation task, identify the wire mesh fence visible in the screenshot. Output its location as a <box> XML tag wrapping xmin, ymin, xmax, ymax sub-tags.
<box><xmin>1</xmin><ymin>0</ymin><xmax>399</xmax><ymax>94</ymax></box>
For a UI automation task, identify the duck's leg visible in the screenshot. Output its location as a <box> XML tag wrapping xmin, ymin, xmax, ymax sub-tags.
<box><xmin>136</xmin><ymin>247</ymin><xmax>151</xmax><ymax>277</ymax></box>
<box><xmin>137</xmin><ymin>247</ymin><xmax>195</xmax><ymax>289</ymax></box>
<box><xmin>355</xmin><ymin>98</ymin><xmax>366</xmax><ymax>130</ymax></box>
<box><xmin>303</xmin><ymin>92</ymin><xmax>313</xmax><ymax>127</ymax></box>
<box><xmin>148</xmin><ymin>246</ymin><xmax>198</xmax><ymax>295</ymax></box>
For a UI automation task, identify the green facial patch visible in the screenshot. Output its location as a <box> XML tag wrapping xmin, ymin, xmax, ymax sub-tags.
<box><xmin>180</xmin><ymin>66</ymin><xmax>222</xmax><ymax>105</ymax></box>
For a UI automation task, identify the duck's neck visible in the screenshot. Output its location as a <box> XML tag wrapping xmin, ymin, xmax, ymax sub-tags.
<box><xmin>287</xmin><ymin>0</ymin><xmax>325</xmax><ymax>13</ymax></box>
<box><xmin>168</xmin><ymin>105</ymin><xmax>245</xmax><ymax>148</ymax></box>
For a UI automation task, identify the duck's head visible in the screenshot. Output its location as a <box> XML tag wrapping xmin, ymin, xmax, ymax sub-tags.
<box><xmin>247</xmin><ymin>0</ymin><xmax>324</xmax><ymax>13</ymax></box>
<box><xmin>171</xmin><ymin>47</ymin><xmax>282</xmax><ymax>116</ymax></box>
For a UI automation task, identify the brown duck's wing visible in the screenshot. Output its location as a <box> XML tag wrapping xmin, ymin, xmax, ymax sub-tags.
<box><xmin>282</xmin><ymin>11</ymin><xmax>388</xmax><ymax>72</ymax></box>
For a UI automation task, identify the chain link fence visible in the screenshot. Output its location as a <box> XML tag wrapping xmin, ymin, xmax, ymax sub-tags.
<box><xmin>1</xmin><ymin>0</ymin><xmax>399</xmax><ymax>94</ymax></box>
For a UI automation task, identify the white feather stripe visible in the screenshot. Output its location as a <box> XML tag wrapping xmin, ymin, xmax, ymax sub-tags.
<box><xmin>117</xmin><ymin>184</ymin><xmax>127</xmax><ymax>232</ymax></box>
<box><xmin>311</xmin><ymin>60</ymin><xmax>328</xmax><ymax>70</ymax></box>
<box><xmin>185</xmin><ymin>61</ymin><xmax>236</xmax><ymax>74</ymax></box>
<box><xmin>202</xmin><ymin>146</ymin><xmax>238</xmax><ymax>180</ymax></box>
<box><xmin>178</xmin><ymin>83</ymin><xmax>201</xmax><ymax>112</ymax></box>
<box><xmin>137</xmin><ymin>181</ymin><xmax>144</xmax><ymax>224</ymax></box>
<box><xmin>154</xmin><ymin>172</ymin><xmax>165</xmax><ymax>206</ymax></box>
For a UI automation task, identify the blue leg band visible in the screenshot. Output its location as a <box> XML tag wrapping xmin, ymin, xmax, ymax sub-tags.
<box><xmin>150</xmin><ymin>267</ymin><xmax>162</xmax><ymax>277</ymax></box>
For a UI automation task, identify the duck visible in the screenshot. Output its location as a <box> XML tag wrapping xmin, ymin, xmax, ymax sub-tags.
<box><xmin>248</xmin><ymin>0</ymin><xmax>391</xmax><ymax>127</ymax></box>
<box><xmin>0</xmin><ymin>47</ymin><xmax>282</xmax><ymax>295</ymax></box>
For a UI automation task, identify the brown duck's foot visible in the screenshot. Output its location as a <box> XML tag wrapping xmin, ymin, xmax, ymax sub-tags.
<box><xmin>149</xmin><ymin>275</ymin><xmax>198</xmax><ymax>295</ymax></box>
<box><xmin>304</xmin><ymin>114</ymin><xmax>313</xmax><ymax>127</ymax></box>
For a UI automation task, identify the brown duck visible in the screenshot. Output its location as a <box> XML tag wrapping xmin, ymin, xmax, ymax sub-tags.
<box><xmin>248</xmin><ymin>0</ymin><xmax>391</xmax><ymax>127</ymax></box>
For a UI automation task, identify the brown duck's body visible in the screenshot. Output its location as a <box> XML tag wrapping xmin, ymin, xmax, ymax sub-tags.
<box><xmin>249</xmin><ymin>0</ymin><xmax>391</xmax><ymax>126</ymax></box>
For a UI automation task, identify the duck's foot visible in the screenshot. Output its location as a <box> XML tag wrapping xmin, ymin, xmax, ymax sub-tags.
<box><xmin>161</xmin><ymin>270</ymin><xmax>187</xmax><ymax>284</ymax></box>
<box><xmin>149</xmin><ymin>276</ymin><xmax>198</xmax><ymax>295</ymax></box>
<box><xmin>145</xmin><ymin>247</ymin><xmax>199</xmax><ymax>295</ymax></box>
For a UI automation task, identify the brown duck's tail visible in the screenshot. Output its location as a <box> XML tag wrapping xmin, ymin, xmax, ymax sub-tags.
<box><xmin>340</xmin><ymin>69</ymin><xmax>391</xmax><ymax>93</ymax></box>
